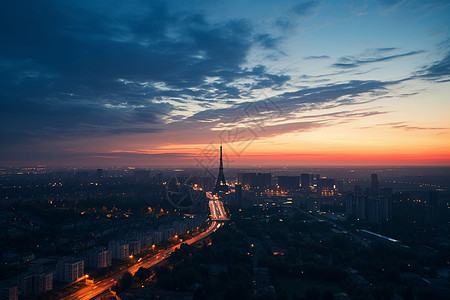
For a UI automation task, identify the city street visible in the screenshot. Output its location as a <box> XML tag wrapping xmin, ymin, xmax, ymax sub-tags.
<box><xmin>61</xmin><ymin>199</ymin><xmax>227</xmax><ymax>300</ymax></box>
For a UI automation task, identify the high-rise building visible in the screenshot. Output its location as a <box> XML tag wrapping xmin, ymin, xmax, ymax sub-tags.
<box><xmin>336</xmin><ymin>179</ymin><xmax>344</xmax><ymax>192</ymax></box>
<box><xmin>86</xmin><ymin>249</ymin><xmax>112</xmax><ymax>269</ymax></box>
<box><xmin>134</xmin><ymin>170</ymin><xmax>150</xmax><ymax>184</ymax></box>
<box><xmin>139</xmin><ymin>234</ymin><xmax>153</xmax><ymax>250</ymax></box>
<box><xmin>108</xmin><ymin>241</ymin><xmax>130</xmax><ymax>260</ymax></box>
<box><xmin>235</xmin><ymin>184</ymin><xmax>242</xmax><ymax>207</ymax></box>
<box><xmin>56</xmin><ymin>258</ymin><xmax>84</xmax><ymax>283</ymax></box>
<box><xmin>214</xmin><ymin>144</ymin><xmax>228</xmax><ymax>194</ymax></box>
<box><xmin>371</xmin><ymin>174</ymin><xmax>379</xmax><ymax>196</ymax></box>
<box><xmin>427</xmin><ymin>191</ymin><xmax>439</xmax><ymax>226</ymax></box>
<box><xmin>238</xmin><ymin>173</ymin><xmax>271</xmax><ymax>190</ymax></box>
<box><xmin>191</xmin><ymin>176</ymin><xmax>214</xmax><ymax>191</ymax></box>
<box><xmin>366</xmin><ymin>197</ymin><xmax>380</xmax><ymax>223</ymax></box>
<box><xmin>300</xmin><ymin>174</ymin><xmax>310</xmax><ymax>192</ymax></box>
<box><xmin>318</xmin><ymin>177</ymin><xmax>335</xmax><ymax>196</ymax></box>
<box><xmin>189</xmin><ymin>193</ymin><xmax>208</xmax><ymax>214</ymax></box>
<box><xmin>128</xmin><ymin>240</ymin><xmax>141</xmax><ymax>255</ymax></box>
<box><xmin>346</xmin><ymin>194</ymin><xmax>356</xmax><ymax>216</ymax></box>
<box><xmin>95</xmin><ymin>169</ymin><xmax>103</xmax><ymax>179</ymax></box>
<box><xmin>152</xmin><ymin>231</ymin><xmax>162</xmax><ymax>245</ymax></box>
<box><xmin>354</xmin><ymin>185</ymin><xmax>362</xmax><ymax>196</ymax></box>
<box><xmin>0</xmin><ymin>280</ymin><xmax>18</xmax><ymax>300</ymax></box>
<box><xmin>311</xmin><ymin>174</ymin><xmax>320</xmax><ymax>189</ymax></box>
<box><xmin>350</xmin><ymin>193</ymin><xmax>392</xmax><ymax>224</ymax></box>
<box><xmin>379</xmin><ymin>197</ymin><xmax>392</xmax><ymax>221</ymax></box>
<box><xmin>277</xmin><ymin>176</ymin><xmax>300</xmax><ymax>192</ymax></box>
<box><xmin>356</xmin><ymin>196</ymin><xmax>366</xmax><ymax>220</ymax></box>
<box><xmin>158</xmin><ymin>225</ymin><xmax>175</xmax><ymax>241</ymax></box>
<box><xmin>19</xmin><ymin>270</ymin><xmax>52</xmax><ymax>297</ymax></box>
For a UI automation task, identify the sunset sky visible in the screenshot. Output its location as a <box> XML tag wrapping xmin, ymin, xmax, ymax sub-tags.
<box><xmin>1</xmin><ymin>0</ymin><xmax>449</xmax><ymax>167</ymax></box>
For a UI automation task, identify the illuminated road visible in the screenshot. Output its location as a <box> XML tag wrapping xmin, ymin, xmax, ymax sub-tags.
<box><xmin>291</xmin><ymin>205</ymin><xmax>369</xmax><ymax>247</ymax></box>
<box><xmin>61</xmin><ymin>197</ymin><xmax>228</xmax><ymax>300</ymax></box>
<box><xmin>61</xmin><ymin>221</ymin><xmax>222</xmax><ymax>300</ymax></box>
<box><xmin>207</xmin><ymin>192</ymin><xmax>229</xmax><ymax>221</ymax></box>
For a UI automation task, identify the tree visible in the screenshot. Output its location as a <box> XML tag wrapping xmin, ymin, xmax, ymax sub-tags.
<box><xmin>322</xmin><ymin>290</ymin><xmax>334</xmax><ymax>300</ymax></box>
<box><xmin>118</xmin><ymin>271</ymin><xmax>133</xmax><ymax>292</ymax></box>
<box><xmin>135</xmin><ymin>267</ymin><xmax>151</xmax><ymax>282</ymax></box>
<box><xmin>305</xmin><ymin>287</ymin><xmax>321</xmax><ymax>300</ymax></box>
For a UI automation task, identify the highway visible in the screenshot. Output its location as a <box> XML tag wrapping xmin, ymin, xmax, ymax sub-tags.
<box><xmin>207</xmin><ymin>192</ymin><xmax>229</xmax><ymax>221</ymax></box>
<box><xmin>61</xmin><ymin>198</ymin><xmax>227</xmax><ymax>300</ymax></box>
<box><xmin>290</xmin><ymin>205</ymin><xmax>370</xmax><ymax>247</ymax></box>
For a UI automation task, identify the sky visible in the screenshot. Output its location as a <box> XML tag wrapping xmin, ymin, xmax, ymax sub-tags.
<box><xmin>1</xmin><ymin>0</ymin><xmax>449</xmax><ymax>167</ymax></box>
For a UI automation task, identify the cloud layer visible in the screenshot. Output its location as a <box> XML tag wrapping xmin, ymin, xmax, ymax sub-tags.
<box><xmin>0</xmin><ymin>0</ymin><xmax>449</xmax><ymax>165</ymax></box>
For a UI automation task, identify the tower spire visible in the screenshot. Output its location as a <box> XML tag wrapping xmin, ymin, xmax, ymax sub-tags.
<box><xmin>214</xmin><ymin>143</ymin><xmax>228</xmax><ymax>194</ymax></box>
<box><xmin>219</xmin><ymin>142</ymin><xmax>223</xmax><ymax>169</ymax></box>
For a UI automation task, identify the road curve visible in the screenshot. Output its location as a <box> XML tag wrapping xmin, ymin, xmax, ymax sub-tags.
<box><xmin>61</xmin><ymin>219</ymin><xmax>222</xmax><ymax>300</ymax></box>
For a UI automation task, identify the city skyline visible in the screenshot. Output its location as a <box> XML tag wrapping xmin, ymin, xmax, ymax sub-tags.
<box><xmin>1</xmin><ymin>0</ymin><xmax>449</xmax><ymax>167</ymax></box>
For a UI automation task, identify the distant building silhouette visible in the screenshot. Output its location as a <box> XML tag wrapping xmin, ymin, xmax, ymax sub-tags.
<box><xmin>301</xmin><ymin>173</ymin><xmax>310</xmax><ymax>192</ymax></box>
<box><xmin>427</xmin><ymin>191</ymin><xmax>439</xmax><ymax>226</ymax></box>
<box><xmin>0</xmin><ymin>280</ymin><xmax>18</xmax><ymax>300</ymax></box>
<box><xmin>371</xmin><ymin>174</ymin><xmax>379</xmax><ymax>196</ymax></box>
<box><xmin>19</xmin><ymin>268</ymin><xmax>52</xmax><ymax>297</ymax></box>
<box><xmin>238</xmin><ymin>173</ymin><xmax>271</xmax><ymax>190</ymax></box>
<box><xmin>235</xmin><ymin>184</ymin><xmax>242</xmax><ymax>207</ymax></box>
<box><xmin>86</xmin><ymin>248</ymin><xmax>111</xmax><ymax>269</ymax></box>
<box><xmin>336</xmin><ymin>179</ymin><xmax>345</xmax><ymax>192</ymax></box>
<box><xmin>312</xmin><ymin>174</ymin><xmax>320</xmax><ymax>189</ymax></box>
<box><xmin>56</xmin><ymin>257</ymin><xmax>84</xmax><ymax>283</ymax></box>
<box><xmin>95</xmin><ymin>168</ymin><xmax>103</xmax><ymax>179</ymax></box>
<box><xmin>318</xmin><ymin>177</ymin><xmax>335</xmax><ymax>196</ymax></box>
<box><xmin>354</xmin><ymin>185</ymin><xmax>362</xmax><ymax>196</ymax></box>
<box><xmin>277</xmin><ymin>176</ymin><xmax>300</xmax><ymax>192</ymax></box>
<box><xmin>134</xmin><ymin>169</ymin><xmax>150</xmax><ymax>184</ymax></box>
<box><xmin>346</xmin><ymin>194</ymin><xmax>356</xmax><ymax>216</ymax></box>
<box><xmin>347</xmin><ymin>175</ymin><xmax>392</xmax><ymax>224</ymax></box>
<box><xmin>108</xmin><ymin>241</ymin><xmax>129</xmax><ymax>260</ymax></box>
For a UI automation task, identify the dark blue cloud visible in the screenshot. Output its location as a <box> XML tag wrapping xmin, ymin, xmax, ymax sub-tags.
<box><xmin>376</xmin><ymin>47</ymin><xmax>397</xmax><ymax>52</ymax></box>
<box><xmin>332</xmin><ymin>50</ymin><xmax>425</xmax><ymax>68</ymax></box>
<box><xmin>416</xmin><ymin>51</ymin><xmax>450</xmax><ymax>82</ymax></box>
<box><xmin>274</xmin><ymin>1</ymin><xmax>319</xmax><ymax>31</ymax></box>
<box><xmin>178</xmin><ymin>79</ymin><xmax>398</xmax><ymax>134</ymax></box>
<box><xmin>0</xmin><ymin>0</ymin><xmax>287</xmax><ymax>148</ymax></box>
<box><xmin>304</xmin><ymin>55</ymin><xmax>330</xmax><ymax>60</ymax></box>
<box><xmin>293</xmin><ymin>1</ymin><xmax>319</xmax><ymax>16</ymax></box>
<box><xmin>254</xmin><ymin>33</ymin><xmax>282</xmax><ymax>50</ymax></box>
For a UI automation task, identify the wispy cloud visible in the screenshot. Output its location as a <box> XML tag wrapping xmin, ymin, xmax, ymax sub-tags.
<box><xmin>332</xmin><ymin>49</ymin><xmax>425</xmax><ymax>68</ymax></box>
<box><xmin>275</xmin><ymin>1</ymin><xmax>320</xmax><ymax>30</ymax></box>
<box><xmin>359</xmin><ymin>121</ymin><xmax>448</xmax><ymax>131</ymax></box>
<box><xmin>293</xmin><ymin>1</ymin><xmax>320</xmax><ymax>16</ymax></box>
<box><xmin>163</xmin><ymin>79</ymin><xmax>397</xmax><ymax>144</ymax></box>
<box><xmin>415</xmin><ymin>51</ymin><xmax>450</xmax><ymax>82</ymax></box>
<box><xmin>304</xmin><ymin>55</ymin><xmax>330</xmax><ymax>60</ymax></box>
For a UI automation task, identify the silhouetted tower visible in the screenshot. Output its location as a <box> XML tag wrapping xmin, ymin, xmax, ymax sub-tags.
<box><xmin>214</xmin><ymin>144</ymin><xmax>228</xmax><ymax>193</ymax></box>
